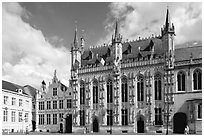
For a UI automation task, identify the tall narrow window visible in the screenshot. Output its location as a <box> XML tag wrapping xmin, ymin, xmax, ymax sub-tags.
<box><xmin>122</xmin><ymin>109</ymin><xmax>128</xmax><ymax>125</ymax></box>
<box><xmin>47</xmin><ymin>101</ymin><xmax>51</xmax><ymax>109</ymax></box>
<box><xmin>107</xmin><ymin>79</ymin><xmax>113</xmax><ymax>103</ymax></box>
<box><xmin>25</xmin><ymin>113</ymin><xmax>28</xmax><ymax>122</ymax></box>
<box><xmin>193</xmin><ymin>69</ymin><xmax>202</xmax><ymax>90</ymax></box>
<box><xmin>107</xmin><ymin>110</ymin><xmax>113</xmax><ymax>126</ymax></box>
<box><xmin>47</xmin><ymin>114</ymin><xmax>51</xmax><ymax>125</ymax></box>
<box><xmin>12</xmin><ymin>97</ymin><xmax>16</xmax><ymax>105</ymax></box>
<box><xmin>155</xmin><ymin>74</ymin><xmax>162</xmax><ymax>100</ymax></box>
<box><xmin>53</xmin><ymin>100</ymin><xmax>57</xmax><ymax>109</ymax></box>
<box><xmin>155</xmin><ymin>108</ymin><xmax>162</xmax><ymax>125</ymax></box>
<box><xmin>137</xmin><ymin>75</ymin><xmax>144</xmax><ymax>101</ymax></box>
<box><xmin>3</xmin><ymin>109</ymin><xmax>8</xmax><ymax>122</ymax></box>
<box><xmin>177</xmin><ymin>71</ymin><xmax>186</xmax><ymax>91</ymax></box>
<box><xmin>4</xmin><ymin>96</ymin><xmax>8</xmax><ymax>105</ymax></box>
<box><xmin>93</xmin><ymin>80</ymin><xmax>99</xmax><ymax>104</ymax></box>
<box><xmin>53</xmin><ymin>114</ymin><xmax>57</xmax><ymax>124</ymax></box>
<box><xmin>80</xmin><ymin>110</ymin><xmax>85</xmax><ymax>126</ymax></box>
<box><xmin>67</xmin><ymin>99</ymin><xmax>72</xmax><ymax>108</ymax></box>
<box><xmin>11</xmin><ymin>111</ymin><xmax>16</xmax><ymax>122</ymax></box>
<box><xmin>198</xmin><ymin>103</ymin><xmax>202</xmax><ymax>119</ymax></box>
<box><xmin>19</xmin><ymin>112</ymin><xmax>22</xmax><ymax>122</ymax></box>
<box><xmin>39</xmin><ymin>114</ymin><xmax>44</xmax><ymax>125</ymax></box>
<box><xmin>53</xmin><ymin>88</ymin><xmax>57</xmax><ymax>96</ymax></box>
<box><xmin>122</xmin><ymin>77</ymin><xmax>128</xmax><ymax>102</ymax></box>
<box><xmin>80</xmin><ymin>81</ymin><xmax>85</xmax><ymax>105</ymax></box>
<box><xmin>19</xmin><ymin>99</ymin><xmax>23</xmax><ymax>107</ymax></box>
<box><xmin>59</xmin><ymin>100</ymin><xmax>63</xmax><ymax>109</ymax></box>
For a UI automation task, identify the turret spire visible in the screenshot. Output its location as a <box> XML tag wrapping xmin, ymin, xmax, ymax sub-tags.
<box><xmin>73</xmin><ymin>21</ymin><xmax>78</xmax><ymax>48</ymax></box>
<box><xmin>115</xmin><ymin>18</ymin><xmax>119</xmax><ymax>39</ymax></box>
<box><xmin>165</xmin><ymin>6</ymin><xmax>171</xmax><ymax>31</ymax></box>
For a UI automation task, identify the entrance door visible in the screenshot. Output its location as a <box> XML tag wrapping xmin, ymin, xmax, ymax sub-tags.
<box><xmin>60</xmin><ymin>123</ymin><xmax>63</xmax><ymax>133</ymax></box>
<box><xmin>93</xmin><ymin>117</ymin><xmax>99</xmax><ymax>132</ymax></box>
<box><xmin>65</xmin><ymin>114</ymin><xmax>72</xmax><ymax>133</ymax></box>
<box><xmin>137</xmin><ymin>117</ymin><xmax>144</xmax><ymax>133</ymax></box>
<box><xmin>32</xmin><ymin>121</ymin><xmax>36</xmax><ymax>131</ymax></box>
<box><xmin>173</xmin><ymin>113</ymin><xmax>187</xmax><ymax>134</ymax></box>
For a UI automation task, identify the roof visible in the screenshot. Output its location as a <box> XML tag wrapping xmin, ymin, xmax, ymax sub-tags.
<box><xmin>81</xmin><ymin>39</ymin><xmax>202</xmax><ymax>67</ymax></box>
<box><xmin>24</xmin><ymin>85</ymin><xmax>37</xmax><ymax>97</ymax></box>
<box><xmin>2</xmin><ymin>80</ymin><xmax>28</xmax><ymax>95</ymax></box>
<box><xmin>175</xmin><ymin>41</ymin><xmax>202</xmax><ymax>61</ymax></box>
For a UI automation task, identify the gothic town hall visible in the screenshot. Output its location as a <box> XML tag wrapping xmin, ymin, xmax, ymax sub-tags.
<box><xmin>70</xmin><ymin>8</ymin><xmax>202</xmax><ymax>134</ymax></box>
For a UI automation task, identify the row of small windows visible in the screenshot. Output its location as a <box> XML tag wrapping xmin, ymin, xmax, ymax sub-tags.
<box><xmin>3</xmin><ymin>110</ymin><xmax>28</xmax><ymax>123</ymax></box>
<box><xmin>38</xmin><ymin>99</ymin><xmax>72</xmax><ymax>110</ymax></box>
<box><xmin>177</xmin><ymin>69</ymin><xmax>202</xmax><ymax>91</ymax></box>
<box><xmin>3</xmin><ymin>96</ymin><xmax>29</xmax><ymax>107</ymax></box>
<box><xmin>39</xmin><ymin>113</ymin><xmax>64</xmax><ymax>125</ymax></box>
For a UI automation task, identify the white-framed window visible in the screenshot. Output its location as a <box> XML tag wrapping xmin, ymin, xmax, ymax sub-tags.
<box><xmin>53</xmin><ymin>114</ymin><xmax>57</xmax><ymax>124</ymax></box>
<box><xmin>137</xmin><ymin>75</ymin><xmax>144</xmax><ymax>101</ymax></box>
<box><xmin>12</xmin><ymin>97</ymin><xmax>16</xmax><ymax>105</ymax></box>
<box><xmin>39</xmin><ymin>114</ymin><xmax>44</xmax><ymax>125</ymax></box>
<box><xmin>4</xmin><ymin>96</ymin><xmax>8</xmax><ymax>105</ymax></box>
<box><xmin>67</xmin><ymin>99</ymin><xmax>72</xmax><ymax>108</ymax></box>
<box><xmin>80</xmin><ymin>81</ymin><xmax>85</xmax><ymax>105</ymax></box>
<box><xmin>3</xmin><ymin>109</ymin><xmax>8</xmax><ymax>122</ymax></box>
<box><xmin>59</xmin><ymin>100</ymin><xmax>63</xmax><ymax>109</ymax></box>
<box><xmin>47</xmin><ymin>114</ymin><xmax>51</xmax><ymax>125</ymax></box>
<box><xmin>121</xmin><ymin>109</ymin><xmax>128</xmax><ymax>125</ymax></box>
<box><xmin>25</xmin><ymin>100</ymin><xmax>29</xmax><ymax>108</ymax></box>
<box><xmin>53</xmin><ymin>88</ymin><xmax>57</xmax><ymax>96</ymax></box>
<box><xmin>39</xmin><ymin>101</ymin><xmax>45</xmax><ymax>110</ymax></box>
<box><xmin>93</xmin><ymin>80</ymin><xmax>99</xmax><ymax>104</ymax></box>
<box><xmin>25</xmin><ymin>113</ymin><xmax>28</xmax><ymax>122</ymax></box>
<box><xmin>155</xmin><ymin>74</ymin><xmax>162</xmax><ymax>100</ymax></box>
<box><xmin>19</xmin><ymin>112</ymin><xmax>22</xmax><ymax>122</ymax></box>
<box><xmin>197</xmin><ymin>103</ymin><xmax>202</xmax><ymax>120</ymax></box>
<box><xmin>53</xmin><ymin>100</ymin><xmax>57</xmax><ymax>109</ymax></box>
<box><xmin>47</xmin><ymin>101</ymin><xmax>51</xmax><ymax>109</ymax></box>
<box><xmin>19</xmin><ymin>99</ymin><xmax>23</xmax><ymax>107</ymax></box>
<box><xmin>11</xmin><ymin>111</ymin><xmax>16</xmax><ymax>122</ymax></box>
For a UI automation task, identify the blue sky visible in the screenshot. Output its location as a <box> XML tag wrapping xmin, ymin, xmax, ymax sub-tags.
<box><xmin>2</xmin><ymin>2</ymin><xmax>202</xmax><ymax>89</ymax></box>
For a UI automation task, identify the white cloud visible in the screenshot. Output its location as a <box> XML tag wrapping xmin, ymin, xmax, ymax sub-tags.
<box><xmin>2</xmin><ymin>2</ymin><xmax>71</xmax><ymax>89</ymax></box>
<box><xmin>97</xmin><ymin>2</ymin><xmax>202</xmax><ymax>47</ymax></box>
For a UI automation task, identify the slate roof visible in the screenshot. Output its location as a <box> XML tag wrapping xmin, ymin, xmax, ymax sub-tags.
<box><xmin>24</xmin><ymin>85</ymin><xmax>37</xmax><ymax>97</ymax></box>
<box><xmin>2</xmin><ymin>80</ymin><xmax>28</xmax><ymax>95</ymax></box>
<box><xmin>81</xmin><ymin>39</ymin><xmax>202</xmax><ymax>67</ymax></box>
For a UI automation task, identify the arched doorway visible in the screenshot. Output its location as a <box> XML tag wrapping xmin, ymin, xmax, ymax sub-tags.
<box><xmin>137</xmin><ymin>116</ymin><xmax>144</xmax><ymax>133</ymax></box>
<box><xmin>65</xmin><ymin>114</ymin><xmax>72</xmax><ymax>133</ymax></box>
<box><xmin>173</xmin><ymin>112</ymin><xmax>187</xmax><ymax>134</ymax></box>
<box><xmin>92</xmin><ymin>117</ymin><xmax>99</xmax><ymax>132</ymax></box>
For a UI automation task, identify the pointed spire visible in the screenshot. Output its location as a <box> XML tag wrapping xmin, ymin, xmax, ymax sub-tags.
<box><xmin>115</xmin><ymin>18</ymin><xmax>119</xmax><ymax>38</ymax></box>
<box><xmin>73</xmin><ymin>21</ymin><xmax>78</xmax><ymax>48</ymax></box>
<box><xmin>165</xmin><ymin>6</ymin><xmax>171</xmax><ymax>30</ymax></box>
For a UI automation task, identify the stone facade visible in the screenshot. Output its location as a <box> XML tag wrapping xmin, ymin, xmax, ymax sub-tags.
<box><xmin>70</xmin><ymin>8</ymin><xmax>202</xmax><ymax>134</ymax></box>
<box><xmin>36</xmin><ymin>70</ymin><xmax>72</xmax><ymax>133</ymax></box>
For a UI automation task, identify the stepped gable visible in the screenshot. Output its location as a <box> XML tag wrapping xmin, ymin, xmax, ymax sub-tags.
<box><xmin>174</xmin><ymin>42</ymin><xmax>202</xmax><ymax>61</ymax></box>
<box><xmin>2</xmin><ymin>80</ymin><xmax>28</xmax><ymax>95</ymax></box>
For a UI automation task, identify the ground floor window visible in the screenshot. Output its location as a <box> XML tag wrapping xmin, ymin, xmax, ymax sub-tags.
<box><xmin>53</xmin><ymin>114</ymin><xmax>57</xmax><ymax>124</ymax></box>
<box><xmin>155</xmin><ymin>108</ymin><xmax>162</xmax><ymax>125</ymax></box>
<box><xmin>107</xmin><ymin>110</ymin><xmax>113</xmax><ymax>126</ymax></box>
<box><xmin>47</xmin><ymin>114</ymin><xmax>51</xmax><ymax>125</ymax></box>
<box><xmin>198</xmin><ymin>103</ymin><xmax>202</xmax><ymax>119</ymax></box>
<box><xmin>39</xmin><ymin>114</ymin><xmax>44</xmax><ymax>125</ymax></box>
<box><xmin>122</xmin><ymin>109</ymin><xmax>128</xmax><ymax>125</ymax></box>
<box><xmin>80</xmin><ymin>110</ymin><xmax>85</xmax><ymax>126</ymax></box>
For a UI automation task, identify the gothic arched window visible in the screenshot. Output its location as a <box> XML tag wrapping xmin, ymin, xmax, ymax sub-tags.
<box><xmin>80</xmin><ymin>81</ymin><xmax>85</xmax><ymax>105</ymax></box>
<box><xmin>121</xmin><ymin>77</ymin><xmax>128</xmax><ymax>102</ymax></box>
<box><xmin>93</xmin><ymin>80</ymin><xmax>98</xmax><ymax>104</ymax></box>
<box><xmin>193</xmin><ymin>69</ymin><xmax>202</xmax><ymax>90</ymax></box>
<box><xmin>137</xmin><ymin>75</ymin><xmax>144</xmax><ymax>101</ymax></box>
<box><xmin>177</xmin><ymin>71</ymin><xmax>186</xmax><ymax>91</ymax></box>
<box><xmin>107</xmin><ymin>79</ymin><xmax>113</xmax><ymax>103</ymax></box>
<box><xmin>155</xmin><ymin>73</ymin><xmax>162</xmax><ymax>100</ymax></box>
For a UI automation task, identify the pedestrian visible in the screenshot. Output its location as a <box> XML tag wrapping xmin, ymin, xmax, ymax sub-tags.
<box><xmin>25</xmin><ymin>126</ymin><xmax>29</xmax><ymax>135</ymax></box>
<box><xmin>184</xmin><ymin>125</ymin><xmax>189</xmax><ymax>135</ymax></box>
